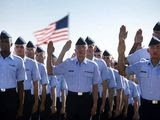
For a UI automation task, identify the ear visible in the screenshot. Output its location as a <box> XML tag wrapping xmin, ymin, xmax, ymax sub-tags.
<box><xmin>148</xmin><ymin>48</ymin><xmax>151</xmax><ymax>53</ymax></box>
<box><xmin>14</xmin><ymin>46</ymin><xmax>16</xmax><ymax>51</ymax></box>
<box><xmin>44</xmin><ymin>55</ymin><xmax>46</xmax><ymax>59</ymax></box>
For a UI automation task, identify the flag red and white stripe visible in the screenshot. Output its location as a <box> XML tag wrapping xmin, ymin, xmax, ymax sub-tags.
<box><xmin>33</xmin><ymin>15</ymin><xmax>69</xmax><ymax>46</ymax></box>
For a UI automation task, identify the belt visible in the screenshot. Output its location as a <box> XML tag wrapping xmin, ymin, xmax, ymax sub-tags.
<box><xmin>24</xmin><ymin>90</ymin><xmax>31</xmax><ymax>94</ymax></box>
<box><xmin>141</xmin><ymin>97</ymin><xmax>160</xmax><ymax>105</ymax></box>
<box><xmin>68</xmin><ymin>91</ymin><xmax>91</xmax><ymax>96</ymax></box>
<box><xmin>0</xmin><ymin>88</ymin><xmax>16</xmax><ymax>92</ymax></box>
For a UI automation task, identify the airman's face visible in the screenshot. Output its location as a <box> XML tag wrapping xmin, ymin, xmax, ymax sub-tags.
<box><xmin>94</xmin><ymin>52</ymin><xmax>102</xmax><ymax>58</ymax></box>
<box><xmin>103</xmin><ymin>55</ymin><xmax>112</xmax><ymax>66</ymax></box>
<box><xmin>14</xmin><ymin>44</ymin><xmax>25</xmax><ymax>57</ymax></box>
<box><xmin>0</xmin><ymin>38</ymin><xmax>12</xmax><ymax>53</ymax></box>
<box><xmin>35</xmin><ymin>52</ymin><xmax>45</xmax><ymax>63</ymax></box>
<box><xmin>149</xmin><ymin>44</ymin><xmax>160</xmax><ymax>59</ymax></box>
<box><xmin>153</xmin><ymin>31</ymin><xmax>160</xmax><ymax>39</ymax></box>
<box><xmin>25</xmin><ymin>47</ymin><xmax>35</xmax><ymax>59</ymax></box>
<box><xmin>75</xmin><ymin>45</ymin><xmax>87</xmax><ymax>61</ymax></box>
<box><xmin>51</xmin><ymin>57</ymin><xmax>57</xmax><ymax>65</ymax></box>
<box><xmin>87</xmin><ymin>44</ymin><xmax>94</xmax><ymax>56</ymax></box>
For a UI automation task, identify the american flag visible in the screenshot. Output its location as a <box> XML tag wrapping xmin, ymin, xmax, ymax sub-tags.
<box><xmin>33</xmin><ymin>15</ymin><xmax>69</xmax><ymax>46</ymax></box>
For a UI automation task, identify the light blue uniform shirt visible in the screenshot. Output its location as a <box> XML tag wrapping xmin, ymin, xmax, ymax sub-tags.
<box><xmin>47</xmin><ymin>75</ymin><xmax>57</xmax><ymax>94</ymax></box>
<box><xmin>128</xmin><ymin>80</ymin><xmax>140</xmax><ymax>105</ymax></box>
<box><xmin>0</xmin><ymin>54</ymin><xmax>26</xmax><ymax>89</ymax></box>
<box><xmin>93</xmin><ymin>57</ymin><xmax>109</xmax><ymax>97</ymax></box>
<box><xmin>126</xmin><ymin>59</ymin><xmax>160</xmax><ymax>100</ymax></box>
<box><xmin>121</xmin><ymin>77</ymin><xmax>130</xmax><ymax>96</ymax></box>
<box><xmin>107</xmin><ymin>67</ymin><xmax>117</xmax><ymax>88</ymax></box>
<box><xmin>93</xmin><ymin>58</ymin><xmax>107</xmax><ymax>82</ymax></box>
<box><xmin>37</xmin><ymin>62</ymin><xmax>49</xmax><ymax>95</ymax></box>
<box><xmin>136</xmin><ymin>84</ymin><xmax>141</xmax><ymax>104</ymax></box>
<box><xmin>127</xmin><ymin>48</ymin><xmax>150</xmax><ymax>65</ymax></box>
<box><xmin>112</xmin><ymin>69</ymin><xmax>123</xmax><ymax>90</ymax></box>
<box><xmin>24</xmin><ymin>57</ymin><xmax>41</xmax><ymax>90</ymax></box>
<box><xmin>56</xmin><ymin>75</ymin><xmax>68</xmax><ymax>98</ymax></box>
<box><xmin>53</xmin><ymin>57</ymin><xmax>100</xmax><ymax>92</ymax></box>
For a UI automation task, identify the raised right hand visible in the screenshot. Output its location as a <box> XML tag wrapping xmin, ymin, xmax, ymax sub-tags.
<box><xmin>134</xmin><ymin>29</ymin><xmax>143</xmax><ymax>44</ymax></box>
<box><xmin>47</xmin><ymin>41</ymin><xmax>55</xmax><ymax>55</ymax></box>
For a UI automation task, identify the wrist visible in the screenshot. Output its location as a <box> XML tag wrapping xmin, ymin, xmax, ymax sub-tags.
<box><xmin>47</xmin><ymin>55</ymin><xmax>52</xmax><ymax>60</ymax></box>
<box><xmin>119</xmin><ymin>38</ymin><xmax>125</xmax><ymax>41</ymax></box>
<box><xmin>118</xmin><ymin>52</ymin><xmax>125</xmax><ymax>57</ymax></box>
<box><xmin>109</xmin><ymin>110</ymin><xmax>112</xmax><ymax>113</ymax></box>
<box><xmin>93</xmin><ymin>103</ymin><xmax>97</xmax><ymax>107</ymax></box>
<box><xmin>34</xmin><ymin>100</ymin><xmax>38</xmax><ymax>105</ymax></box>
<box><xmin>62</xmin><ymin>105</ymin><xmax>66</xmax><ymax>108</ymax></box>
<box><xmin>134</xmin><ymin>110</ymin><xmax>138</xmax><ymax>114</ymax></box>
<box><xmin>101</xmin><ymin>102</ymin><xmax>105</xmax><ymax>108</ymax></box>
<box><xmin>41</xmin><ymin>102</ymin><xmax>45</xmax><ymax>105</ymax></box>
<box><xmin>52</xmin><ymin>104</ymin><xmax>56</xmax><ymax>107</ymax></box>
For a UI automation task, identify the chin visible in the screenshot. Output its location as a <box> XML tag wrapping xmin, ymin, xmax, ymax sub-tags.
<box><xmin>151</xmin><ymin>56</ymin><xmax>159</xmax><ymax>59</ymax></box>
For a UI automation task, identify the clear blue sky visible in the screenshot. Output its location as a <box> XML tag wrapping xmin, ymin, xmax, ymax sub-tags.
<box><xmin>0</xmin><ymin>0</ymin><xmax>160</xmax><ymax>59</ymax></box>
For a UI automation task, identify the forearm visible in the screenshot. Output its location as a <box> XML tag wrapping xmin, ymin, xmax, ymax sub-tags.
<box><xmin>92</xmin><ymin>84</ymin><xmax>98</xmax><ymax>107</ymax></box>
<box><xmin>133</xmin><ymin>98</ymin><xmax>139</xmax><ymax>114</ymax></box>
<box><xmin>55</xmin><ymin>50</ymin><xmax>66</xmax><ymax>65</ymax></box>
<box><xmin>108</xmin><ymin>88</ymin><xmax>115</xmax><ymax>112</ymax></box>
<box><xmin>41</xmin><ymin>85</ymin><xmax>47</xmax><ymax>105</ymax></box>
<box><xmin>115</xmin><ymin>89</ymin><xmax>122</xmax><ymax>111</ymax></box>
<box><xmin>118</xmin><ymin>53</ymin><xmax>126</xmax><ymax>76</ymax></box>
<box><xmin>33</xmin><ymin>81</ymin><xmax>39</xmax><ymax>104</ymax></box>
<box><xmin>61</xmin><ymin>90</ymin><xmax>66</xmax><ymax>108</ymax></box>
<box><xmin>51</xmin><ymin>87</ymin><xmax>57</xmax><ymax>107</ymax></box>
<box><xmin>17</xmin><ymin>81</ymin><xmax>24</xmax><ymax>107</ymax></box>
<box><xmin>124</xmin><ymin>95</ymin><xmax>129</xmax><ymax>114</ymax></box>
<box><xmin>129</xmin><ymin>43</ymin><xmax>139</xmax><ymax>55</ymax></box>
<box><xmin>47</xmin><ymin>54</ymin><xmax>53</xmax><ymax>75</ymax></box>
<box><xmin>101</xmin><ymin>81</ymin><xmax>107</xmax><ymax>108</ymax></box>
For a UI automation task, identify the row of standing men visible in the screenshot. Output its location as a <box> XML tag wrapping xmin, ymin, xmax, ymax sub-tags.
<box><xmin>0</xmin><ymin>21</ymin><xmax>160</xmax><ymax>120</ymax></box>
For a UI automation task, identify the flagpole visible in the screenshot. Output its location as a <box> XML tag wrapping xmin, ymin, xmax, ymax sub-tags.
<box><xmin>67</xmin><ymin>12</ymin><xmax>71</xmax><ymax>58</ymax></box>
<box><xmin>67</xmin><ymin>12</ymin><xmax>70</xmax><ymax>41</ymax></box>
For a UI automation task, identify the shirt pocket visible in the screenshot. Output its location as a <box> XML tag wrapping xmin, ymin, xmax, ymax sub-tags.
<box><xmin>8</xmin><ymin>64</ymin><xmax>17</xmax><ymax>73</ymax></box>
<box><xmin>157</xmin><ymin>69</ymin><xmax>160</xmax><ymax>78</ymax></box>
<box><xmin>67</xmin><ymin>68</ymin><xmax>76</xmax><ymax>76</ymax></box>
<box><xmin>84</xmin><ymin>70</ymin><xmax>93</xmax><ymax>78</ymax></box>
<box><xmin>26</xmin><ymin>68</ymin><xmax>31</xmax><ymax>80</ymax></box>
<box><xmin>138</xmin><ymin>68</ymin><xmax>149</xmax><ymax>78</ymax></box>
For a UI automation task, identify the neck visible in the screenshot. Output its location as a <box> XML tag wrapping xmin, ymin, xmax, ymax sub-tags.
<box><xmin>105</xmin><ymin>61</ymin><xmax>111</xmax><ymax>67</ymax></box>
<box><xmin>37</xmin><ymin>60</ymin><xmax>44</xmax><ymax>64</ymax></box>
<box><xmin>1</xmin><ymin>51</ymin><xmax>10</xmax><ymax>58</ymax></box>
<box><xmin>27</xmin><ymin>55</ymin><xmax>34</xmax><ymax>60</ymax></box>
<box><xmin>87</xmin><ymin>54</ymin><xmax>94</xmax><ymax>60</ymax></box>
<box><xmin>151</xmin><ymin>58</ymin><xmax>160</xmax><ymax>66</ymax></box>
<box><xmin>77</xmin><ymin>57</ymin><xmax>85</xmax><ymax>64</ymax></box>
<box><xmin>20</xmin><ymin>55</ymin><xmax>24</xmax><ymax>59</ymax></box>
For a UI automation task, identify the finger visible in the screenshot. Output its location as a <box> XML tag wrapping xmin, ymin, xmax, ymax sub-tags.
<box><xmin>120</xmin><ymin>25</ymin><xmax>125</xmax><ymax>32</ymax></box>
<box><xmin>141</xmin><ymin>36</ymin><xmax>143</xmax><ymax>41</ymax></box>
<box><xmin>139</xmin><ymin>29</ymin><xmax>142</xmax><ymax>34</ymax></box>
<box><xmin>126</xmin><ymin>31</ymin><xmax>128</xmax><ymax>36</ymax></box>
<box><xmin>68</xmin><ymin>40</ymin><xmax>72</xmax><ymax>43</ymax></box>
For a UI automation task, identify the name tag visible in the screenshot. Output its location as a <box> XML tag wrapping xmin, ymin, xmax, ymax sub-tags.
<box><xmin>140</xmin><ymin>70</ymin><xmax>147</xmax><ymax>73</ymax></box>
<box><xmin>84</xmin><ymin>71</ymin><xmax>93</xmax><ymax>74</ymax></box>
<box><xmin>26</xmin><ymin>69</ymin><xmax>30</xmax><ymax>71</ymax></box>
<box><xmin>68</xmin><ymin>70</ymin><xmax>74</xmax><ymax>72</ymax></box>
<box><xmin>9</xmin><ymin>64</ymin><xmax>16</xmax><ymax>67</ymax></box>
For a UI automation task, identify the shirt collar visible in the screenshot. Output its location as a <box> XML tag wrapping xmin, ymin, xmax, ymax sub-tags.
<box><xmin>92</xmin><ymin>56</ymin><xmax>96</xmax><ymax>61</ymax></box>
<box><xmin>9</xmin><ymin>54</ymin><xmax>14</xmax><ymax>60</ymax></box>
<box><xmin>75</xmin><ymin>57</ymin><xmax>87</xmax><ymax>65</ymax></box>
<box><xmin>148</xmin><ymin>59</ymin><xmax>160</xmax><ymax>66</ymax></box>
<box><xmin>0</xmin><ymin>53</ymin><xmax>14</xmax><ymax>60</ymax></box>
